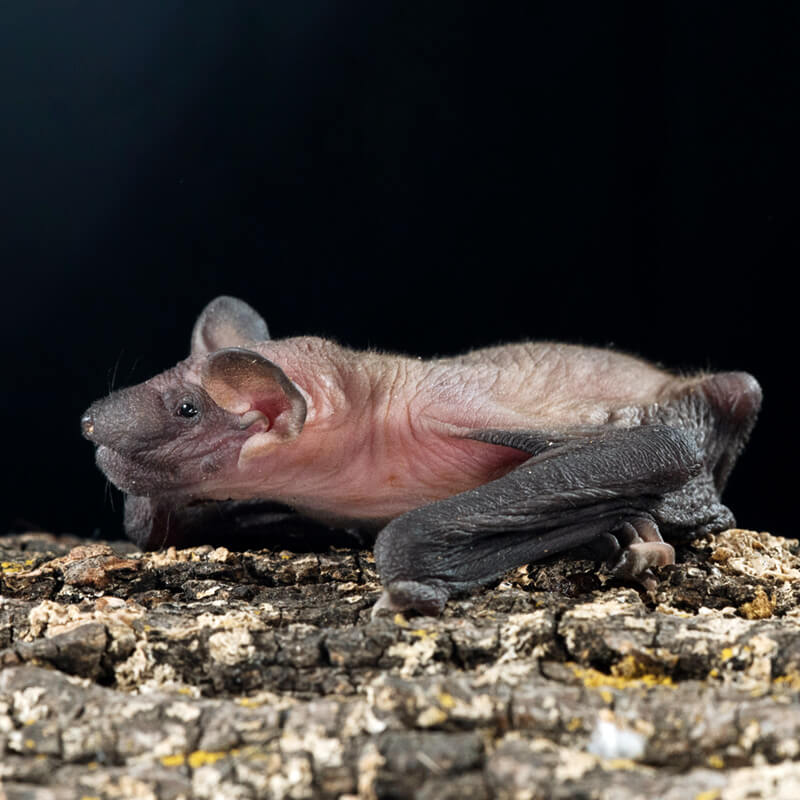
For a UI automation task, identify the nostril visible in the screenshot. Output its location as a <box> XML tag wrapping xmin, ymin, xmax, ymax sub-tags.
<box><xmin>81</xmin><ymin>411</ymin><xmax>95</xmax><ymax>438</ymax></box>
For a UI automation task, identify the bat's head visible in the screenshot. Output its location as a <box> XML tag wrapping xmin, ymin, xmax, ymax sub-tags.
<box><xmin>81</xmin><ymin>297</ymin><xmax>307</xmax><ymax>499</ymax></box>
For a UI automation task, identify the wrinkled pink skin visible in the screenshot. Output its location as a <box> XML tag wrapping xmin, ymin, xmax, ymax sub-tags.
<box><xmin>89</xmin><ymin>334</ymin><xmax>681</xmax><ymax>528</ymax></box>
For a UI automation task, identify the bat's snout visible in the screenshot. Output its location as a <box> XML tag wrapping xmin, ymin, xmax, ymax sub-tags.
<box><xmin>81</xmin><ymin>409</ymin><xmax>96</xmax><ymax>440</ymax></box>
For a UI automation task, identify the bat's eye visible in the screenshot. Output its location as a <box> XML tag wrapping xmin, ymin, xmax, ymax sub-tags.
<box><xmin>177</xmin><ymin>400</ymin><xmax>200</xmax><ymax>419</ymax></box>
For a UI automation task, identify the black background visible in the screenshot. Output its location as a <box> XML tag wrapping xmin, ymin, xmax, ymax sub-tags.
<box><xmin>2</xmin><ymin>2</ymin><xmax>795</xmax><ymax>540</ymax></box>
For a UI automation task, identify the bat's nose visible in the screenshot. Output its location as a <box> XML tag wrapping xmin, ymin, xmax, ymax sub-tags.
<box><xmin>81</xmin><ymin>410</ymin><xmax>95</xmax><ymax>439</ymax></box>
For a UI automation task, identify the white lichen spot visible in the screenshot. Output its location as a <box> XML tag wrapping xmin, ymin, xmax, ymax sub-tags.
<box><xmin>26</xmin><ymin>598</ymin><xmax>146</xmax><ymax>662</ymax></box>
<box><xmin>446</xmin><ymin>691</ymin><xmax>495</xmax><ymax>725</ymax></box>
<box><xmin>257</xmin><ymin>602</ymin><xmax>281</xmax><ymax>625</ymax></box>
<box><xmin>229</xmin><ymin>747</ymin><xmax>275</xmax><ymax>795</ymax></box>
<box><xmin>474</xmin><ymin>658</ymin><xmax>540</xmax><ymax>687</ymax></box>
<box><xmin>776</xmin><ymin>736</ymin><xmax>800</xmax><ymax>760</ymax></box>
<box><xmin>115</xmin><ymin>638</ymin><xmax>156</xmax><ymax>688</ymax></box>
<box><xmin>622</xmin><ymin>616</ymin><xmax>657</xmax><ymax>633</ymax></box>
<box><xmin>268</xmin><ymin>754</ymin><xmax>314</xmax><ymax>800</ymax></box>
<box><xmin>193</xmin><ymin>770</ymin><xmax>252</xmax><ymax>800</ymax></box>
<box><xmin>208</xmin><ymin>546</ymin><xmax>231</xmax><ymax>563</ymax></box>
<box><xmin>586</xmin><ymin>711</ymin><xmax>647</xmax><ymax>761</ymax></box>
<box><xmin>27</xmin><ymin>600</ymin><xmax>86</xmax><ymax>639</ymax></box>
<box><xmin>97</xmin><ymin>775</ymin><xmax>158</xmax><ymax>800</ymax></box>
<box><xmin>348</xmin><ymin>692</ymin><xmax>388</xmax><ymax>736</ymax></box>
<box><xmin>115</xmin><ymin>639</ymin><xmax>188</xmax><ymax>694</ymax></box>
<box><xmin>739</xmin><ymin>719</ymin><xmax>762</xmax><ymax>752</ymax></box>
<box><xmin>554</xmin><ymin>747</ymin><xmax>599</xmax><ymax>782</ymax></box>
<box><xmin>0</xmin><ymin>701</ymin><xmax>13</xmax><ymax>736</ymax></box>
<box><xmin>740</xmin><ymin>633</ymin><xmax>780</xmax><ymax>685</ymax></box>
<box><xmin>710</xmin><ymin>530</ymin><xmax>800</xmax><ymax>582</ymax></box>
<box><xmin>670</xmin><ymin>613</ymin><xmax>754</xmax><ymax>658</ymax></box>
<box><xmin>714</xmin><ymin>760</ymin><xmax>800</xmax><ymax>799</ymax></box>
<box><xmin>195</xmin><ymin>610</ymin><xmax>266</xmax><ymax>633</ymax></box>
<box><xmin>357</xmin><ymin>742</ymin><xmax>385</xmax><ymax>800</ymax></box>
<box><xmin>166</xmin><ymin>701</ymin><xmax>202</xmax><ymax>723</ymax></box>
<box><xmin>564</xmin><ymin>592</ymin><xmax>641</xmax><ymax>621</ymax></box>
<box><xmin>386</xmin><ymin>635</ymin><xmax>438</xmax><ymax>677</ymax></box>
<box><xmin>12</xmin><ymin>687</ymin><xmax>47</xmax><ymax>724</ymax></box>
<box><xmin>208</xmin><ymin>628</ymin><xmax>255</xmax><ymax>665</ymax></box>
<box><xmin>281</xmin><ymin>728</ymin><xmax>344</xmax><ymax>769</ymax></box>
<box><xmin>496</xmin><ymin>611</ymin><xmax>551</xmax><ymax>663</ymax></box>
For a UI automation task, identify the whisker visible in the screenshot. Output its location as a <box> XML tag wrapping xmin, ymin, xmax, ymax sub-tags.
<box><xmin>107</xmin><ymin>350</ymin><xmax>124</xmax><ymax>395</ymax></box>
<box><xmin>126</xmin><ymin>355</ymin><xmax>143</xmax><ymax>385</ymax></box>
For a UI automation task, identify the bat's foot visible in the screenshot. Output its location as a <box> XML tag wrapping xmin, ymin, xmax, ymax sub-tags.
<box><xmin>607</xmin><ymin>517</ymin><xmax>675</xmax><ymax>591</ymax></box>
<box><xmin>371</xmin><ymin>580</ymin><xmax>449</xmax><ymax>618</ymax></box>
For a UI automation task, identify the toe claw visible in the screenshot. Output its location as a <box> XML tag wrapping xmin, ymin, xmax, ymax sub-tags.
<box><xmin>609</xmin><ymin>538</ymin><xmax>675</xmax><ymax>589</ymax></box>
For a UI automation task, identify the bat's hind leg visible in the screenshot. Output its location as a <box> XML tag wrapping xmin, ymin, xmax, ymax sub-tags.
<box><xmin>603</xmin><ymin>517</ymin><xmax>675</xmax><ymax>592</ymax></box>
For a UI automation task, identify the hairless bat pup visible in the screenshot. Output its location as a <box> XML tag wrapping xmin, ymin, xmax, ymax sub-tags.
<box><xmin>81</xmin><ymin>296</ymin><xmax>761</xmax><ymax>615</ymax></box>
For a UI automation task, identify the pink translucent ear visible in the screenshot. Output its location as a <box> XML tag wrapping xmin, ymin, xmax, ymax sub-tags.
<box><xmin>191</xmin><ymin>296</ymin><xmax>270</xmax><ymax>355</ymax></box>
<box><xmin>201</xmin><ymin>348</ymin><xmax>306</xmax><ymax>454</ymax></box>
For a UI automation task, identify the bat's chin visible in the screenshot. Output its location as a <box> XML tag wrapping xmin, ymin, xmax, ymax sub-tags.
<box><xmin>95</xmin><ymin>445</ymin><xmax>170</xmax><ymax>497</ymax></box>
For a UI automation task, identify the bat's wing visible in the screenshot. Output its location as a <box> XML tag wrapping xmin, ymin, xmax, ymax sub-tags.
<box><xmin>374</xmin><ymin>423</ymin><xmax>713</xmax><ymax>615</ymax></box>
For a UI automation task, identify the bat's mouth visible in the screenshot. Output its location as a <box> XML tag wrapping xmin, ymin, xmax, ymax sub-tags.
<box><xmin>95</xmin><ymin>445</ymin><xmax>172</xmax><ymax>497</ymax></box>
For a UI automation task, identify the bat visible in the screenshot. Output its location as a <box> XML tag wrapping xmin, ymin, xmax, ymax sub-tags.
<box><xmin>81</xmin><ymin>296</ymin><xmax>761</xmax><ymax>614</ymax></box>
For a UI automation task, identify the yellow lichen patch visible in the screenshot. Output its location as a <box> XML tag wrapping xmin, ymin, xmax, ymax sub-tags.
<box><xmin>437</xmin><ymin>692</ymin><xmax>456</xmax><ymax>709</ymax></box>
<box><xmin>393</xmin><ymin>613</ymin><xmax>409</xmax><ymax>628</ymax></box>
<box><xmin>773</xmin><ymin>672</ymin><xmax>800</xmax><ymax>691</ymax></box>
<box><xmin>694</xmin><ymin>790</ymin><xmax>721</xmax><ymax>800</ymax></box>
<box><xmin>601</xmin><ymin>758</ymin><xmax>638</xmax><ymax>771</ymax></box>
<box><xmin>655</xmin><ymin>603</ymin><xmax>692</xmax><ymax>618</ymax></box>
<box><xmin>187</xmin><ymin>750</ymin><xmax>230</xmax><ymax>768</ymax></box>
<box><xmin>570</xmin><ymin>662</ymin><xmax>675</xmax><ymax>693</ymax></box>
<box><xmin>417</xmin><ymin>707</ymin><xmax>448</xmax><ymax>727</ymax></box>
<box><xmin>610</xmin><ymin>654</ymin><xmax>675</xmax><ymax>687</ymax></box>
<box><xmin>706</xmin><ymin>754</ymin><xmax>725</xmax><ymax>769</ymax></box>
<box><xmin>566</xmin><ymin>717</ymin><xmax>583</xmax><ymax>732</ymax></box>
<box><xmin>236</xmin><ymin>697</ymin><xmax>264</xmax><ymax>708</ymax></box>
<box><xmin>720</xmin><ymin>647</ymin><xmax>734</xmax><ymax>662</ymax></box>
<box><xmin>1</xmin><ymin>560</ymin><xmax>33</xmax><ymax>574</ymax></box>
<box><xmin>160</xmin><ymin>750</ymin><xmax>234</xmax><ymax>769</ymax></box>
<box><xmin>410</xmin><ymin>628</ymin><xmax>437</xmax><ymax>640</ymax></box>
<box><xmin>739</xmin><ymin>586</ymin><xmax>776</xmax><ymax>619</ymax></box>
<box><xmin>160</xmin><ymin>753</ymin><xmax>186</xmax><ymax>767</ymax></box>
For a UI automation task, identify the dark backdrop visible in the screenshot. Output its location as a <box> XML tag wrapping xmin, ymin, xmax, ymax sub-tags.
<box><xmin>2</xmin><ymin>2</ymin><xmax>795</xmax><ymax>540</ymax></box>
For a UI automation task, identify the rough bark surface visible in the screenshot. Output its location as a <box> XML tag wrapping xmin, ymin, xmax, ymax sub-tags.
<box><xmin>1</xmin><ymin>527</ymin><xmax>799</xmax><ymax>799</ymax></box>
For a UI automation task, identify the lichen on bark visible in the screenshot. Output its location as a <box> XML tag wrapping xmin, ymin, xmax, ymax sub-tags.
<box><xmin>1</xmin><ymin>527</ymin><xmax>799</xmax><ymax>799</ymax></box>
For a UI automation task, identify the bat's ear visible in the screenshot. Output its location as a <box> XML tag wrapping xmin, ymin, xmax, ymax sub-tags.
<box><xmin>201</xmin><ymin>348</ymin><xmax>307</xmax><ymax>461</ymax></box>
<box><xmin>191</xmin><ymin>296</ymin><xmax>270</xmax><ymax>355</ymax></box>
